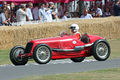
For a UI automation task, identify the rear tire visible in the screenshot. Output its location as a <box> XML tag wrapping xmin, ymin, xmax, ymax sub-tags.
<box><xmin>71</xmin><ymin>57</ymin><xmax>85</xmax><ymax>62</ymax></box>
<box><xmin>92</xmin><ymin>39</ymin><xmax>110</xmax><ymax>61</ymax></box>
<box><xmin>33</xmin><ymin>44</ymin><xmax>52</xmax><ymax>64</ymax></box>
<box><xmin>10</xmin><ymin>46</ymin><xmax>28</xmax><ymax>66</ymax></box>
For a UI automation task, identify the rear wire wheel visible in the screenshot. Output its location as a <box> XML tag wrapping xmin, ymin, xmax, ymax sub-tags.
<box><xmin>10</xmin><ymin>46</ymin><xmax>28</xmax><ymax>66</ymax></box>
<box><xmin>92</xmin><ymin>39</ymin><xmax>110</xmax><ymax>61</ymax></box>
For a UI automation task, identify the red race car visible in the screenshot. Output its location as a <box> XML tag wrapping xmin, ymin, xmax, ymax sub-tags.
<box><xmin>10</xmin><ymin>33</ymin><xmax>111</xmax><ymax>65</ymax></box>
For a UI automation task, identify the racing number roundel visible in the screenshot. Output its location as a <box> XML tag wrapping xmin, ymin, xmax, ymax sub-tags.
<box><xmin>73</xmin><ymin>41</ymin><xmax>77</xmax><ymax>44</ymax></box>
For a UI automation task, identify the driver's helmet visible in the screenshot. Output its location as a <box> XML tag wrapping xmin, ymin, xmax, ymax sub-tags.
<box><xmin>70</xmin><ymin>24</ymin><xmax>79</xmax><ymax>33</ymax></box>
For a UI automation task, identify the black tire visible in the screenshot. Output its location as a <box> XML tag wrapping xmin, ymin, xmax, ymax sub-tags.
<box><xmin>10</xmin><ymin>46</ymin><xmax>28</xmax><ymax>66</ymax></box>
<box><xmin>92</xmin><ymin>39</ymin><xmax>111</xmax><ymax>61</ymax></box>
<box><xmin>71</xmin><ymin>57</ymin><xmax>85</xmax><ymax>62</ymax></box>
<box><xmin>33</xmin><ymin>44</ymin><xmax>52</xmax><ymax>64</ymax></box>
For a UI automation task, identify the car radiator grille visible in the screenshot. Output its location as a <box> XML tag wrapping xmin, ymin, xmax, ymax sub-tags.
<box><xmin>25</xmin><ymin>42</ymin><xmax>33</xmax><ymax>53</ymax></box>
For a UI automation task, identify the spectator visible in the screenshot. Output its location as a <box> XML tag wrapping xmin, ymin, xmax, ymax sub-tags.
<box><xmin>45</xmin><ymin>3</ymin><xmax>49</xmax><ymax>9</ymax></box>
<box><xmin>85</xmin><ymin>2</ymin><xmax>89</xmax><ymax>10</ymax></box>
<box><xmin>113</xmin><ymin>0</ymin><xmax>120</xmax><ymax>16</ymax></box>
<box><xmin>89</xmin><ymin>5</ymin><xmax>96</xmax><ymax>17</ymax></box>
<box><xmin>49</xmin><ymin>2</ymin><xmax>57</xmax><ymax>13</ymax></box>
<box><xmin>109</xmin><ymin>2</ymin><xmax>114</xmax><ymax>15</ymax></box>
<box><xmin>58</xmin><ymin>3</ymin><xmax>67</xmax><ymax>18</ymax></box>
<box><xmin>62</xmin><ymin>11</ymin><xmax>69</xmax><ymax>20</ymax></box>
<box><xmin>38</xmin><ymin>3</ymin><xmax>47</xmax><ymax>22</ymax></box>
<box><xmin>26</xmin><ymin>2</ymin><xmax>33</xmax><ymax>21</ymax></box>
<box><xmin>49</xmin><ymin>2</ymin><xmax>58</xmax><ymax>20</ymax></box>
<box><xmin>10</xmin><ymin>2</ymin><xmax>16</xmax><ymax>22</ymax></box>
<box><xmin>76</xmin><ymin>1</ymin><xmax>79</xmax><ymax>13</ymax></box>
<box><xmin>52</xmin><ymin>12</ymin><xmax>59</xmax><ymax>21</ymax></box>
<box><xmin>1</xmin><ymin>1</ymin><xmax>11</xmax><ymax>23</ymax></box>
<box><xmin>0</xmin><ymin>9</ymin><xmax>9</xmax><ymax>26</ymax></box>
<box><xmin>32</xmin><ymin>4</ymin><xmax>39</xmax><ymax>20</ymax></box>
<box><xmin>80</xmin><ymin>9</ymin><xmax>93</xmax><ymax>19</ymax></box>
<box><xmin>16</xmin><ymin>5</ymin><xmax>27</xmax><ymax>25</ymax></box>
<box><xmin>95</xmin><ymin>5</ymin><xmax>103</xmax><ymax>17</ymax></box>
<box><xmin>45</xmin><ymin>3</ymin><xmax>53</xmax><ymax>22</ymax></box>
<box><xmin>103</xmin><ymin>7</ymin><xmax>111</xmax><ymax>17</ymax></box>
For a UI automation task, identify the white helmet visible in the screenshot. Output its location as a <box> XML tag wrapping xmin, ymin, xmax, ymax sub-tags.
<box><xmin>70</xmin><ymin>24</ymin><xmax>79</xmax><ymax>33</ymax></box>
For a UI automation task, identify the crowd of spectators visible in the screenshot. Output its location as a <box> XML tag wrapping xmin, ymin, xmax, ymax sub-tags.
<box><xmin>0</xmin><ymin>0</ymin><xmax>120</xmax><ymax>26</ymax></box>
<box><xmin>0</xmin><ymin>1</ymin><xmax>60</xmax><ymax>26</ymax></box>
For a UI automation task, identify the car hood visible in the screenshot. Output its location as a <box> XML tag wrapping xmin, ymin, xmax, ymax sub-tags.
<box><xmin>29</xmin><ymin>35</ymin><xmax>74</xmax><ymax>44</ymax></box>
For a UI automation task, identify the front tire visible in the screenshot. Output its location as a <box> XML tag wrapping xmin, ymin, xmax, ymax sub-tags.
<box><xmin>71</xmin><ymin>57</ymin><xmax>85</xmax><ymax>62</ymax></box>
<box><xmin>33</xmin><ymin>44</ymin><xmax>52</xmax><ymax>64</ymax></box>
<box><xmin>10</xmin><ymin>46</ymin><xmax>28</xmax><ymax>66</ymax></box>
<box><xmin>92</xmin><ymin>39</ymin><xmax>110</xmax><ymax>61</ymax></box>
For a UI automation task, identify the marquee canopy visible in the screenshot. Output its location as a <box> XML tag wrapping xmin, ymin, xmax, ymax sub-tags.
<box><xmin>0</xmin><ymin>0</ymin><xmax>97</xmax><ymax>3</ymax></box>
<box><xmin>0</xmin><ymin>0</ymin><xmax>33</xmax><ymax>2</ymax></box>
<box><xmin>33</xmin><ymin>0</ymin><xmax>75</xmax><ymax>3</ymax></box>
<box><xmin>80</xmin><ymin>0</ymin><xmax>96</xmax><ymax>1</ymax></box>
<box><xmin>0</xmin><ymin>0</ymin><xmax>74</xmax><ymax>3</ymax></box>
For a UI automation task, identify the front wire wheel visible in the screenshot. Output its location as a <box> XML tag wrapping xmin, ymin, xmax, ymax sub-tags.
<box><xmin>33</xmin><ymin>44</ymin><xmax>52</xmax><ymax>64</ymax></box>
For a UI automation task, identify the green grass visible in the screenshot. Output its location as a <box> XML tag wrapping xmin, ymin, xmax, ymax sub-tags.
<box><xmin>0</xmin><ymin>49</ymin><xmax>34</xmax><ymax>65</ymax></box>
<box><xmin>109</xmin><ymin>40</ymin><xmax>120</xmax><ymax>59</ymax></box>
<box><xmin>0</xmin><ymin>49</ymin><xmax>10</xmax><ymax>65</ymax></box>
<box><xmin>0</xmin><ymin>39</ymin><xmax>120</xmax><ymax>65</ymax></box>
<box><xmin>15</xmin><ymin>68</ymin><xmax>120</xmax><ymax>80</ymax></box>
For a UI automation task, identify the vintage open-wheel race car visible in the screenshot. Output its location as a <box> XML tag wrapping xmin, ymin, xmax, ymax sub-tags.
<box><xmin>10</xmin><ymin>33</ymin><xmax>111</xmax><ymax>66</ymax></box>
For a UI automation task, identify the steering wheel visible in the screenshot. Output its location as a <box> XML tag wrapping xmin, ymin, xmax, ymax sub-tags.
<box><xmin>60</xmin><ymin>31</ymin><xmax>70</xmax><ymax>37</ymax></box>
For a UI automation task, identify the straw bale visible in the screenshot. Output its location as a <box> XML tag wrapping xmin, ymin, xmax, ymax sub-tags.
<box><xmin>0</xmin><ymin>17</ymin><xmax>120</xmax><ymax>49</ymax></box>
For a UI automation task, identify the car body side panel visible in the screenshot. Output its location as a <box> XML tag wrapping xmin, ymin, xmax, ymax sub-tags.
<box><xmin>25</xmin><ymin>35</ymin><xmax>104</xmax><ymax>59</ymax></box>
<box><xmin>88</xmin><ymin>35</ymin><xmax>103</xmax><ymax>43</ymax></box>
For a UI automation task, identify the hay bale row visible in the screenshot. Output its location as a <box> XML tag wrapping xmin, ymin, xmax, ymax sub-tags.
<box><xmin>0</xmin><ymin>17</ymin><xmax>120</xmax><ymax>49</ymax></box>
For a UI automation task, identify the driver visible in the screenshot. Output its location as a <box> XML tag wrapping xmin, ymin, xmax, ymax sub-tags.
<box><xmin>70</xmin><ymin>24</ymin><xmax>81</xmax><ymax>39</ymax></box>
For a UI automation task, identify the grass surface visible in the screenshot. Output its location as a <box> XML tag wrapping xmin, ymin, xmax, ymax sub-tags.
<box><xmin>0</xmin><ymin>50</ymin><xmax>10</xmax><ymax>64</ymax></box>
<box><xmin>15</xmin><ymin>68</ymin><xmax>120</xmax><ymax>80</ymax></box>
<box><xmin>109</xmin><ymin>40</ymin><xmax>120</xmax><ymax>59</ymax></box>
<box><xmin>0</xmin><ymin>39</ymin><xmax>120</xmax><ymax>65</ymax></box>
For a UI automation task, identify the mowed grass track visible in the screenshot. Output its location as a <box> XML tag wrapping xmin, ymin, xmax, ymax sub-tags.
<box><xmin>109</xmin><ymin>39</ymin><xmax>120</xmax><ymax>59</ymax></box>
<box><xmin>0</xmin><ymin>39</ymin><xmax>120</xmax><ymax>65</ymax></box>
<box><xmin>15</xmin><ymin>68</ymin><xmax>120</xmax><ymax>80</ymax></box>
<box><xmin>0</xmin><ymin>50</ymin><xmax>10</xmax><ymax>64</ymax></box>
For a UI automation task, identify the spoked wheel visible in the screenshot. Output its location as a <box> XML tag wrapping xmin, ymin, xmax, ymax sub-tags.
<box><xmin>71</xmin><ymin>57</ymin><xmax>85</xmax><ymax>62</ymax></box>
<box><xmin>92</xmin><ymin>39</ymin><xmax>110</xmax><ymax>61</ymax></box>
<box><xmin>10</xmin><ymin>46</ymin><xmax>28</xmax><ymax>66</ymax></box>
<box><xmin>33</xmin><ymin>44</ymin><xmax>52</xmax><ymax>64</ymax></box>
